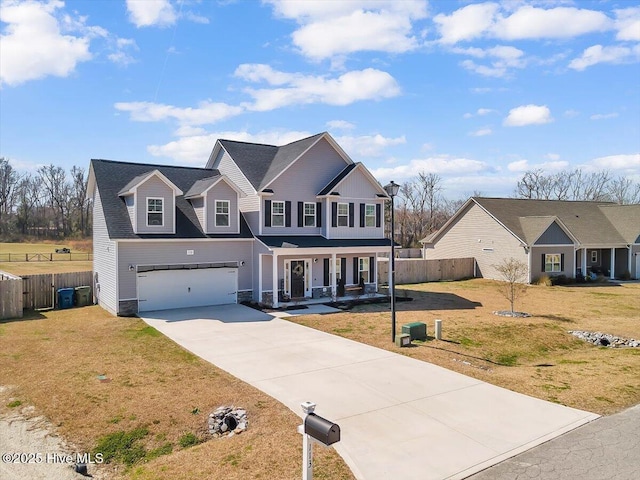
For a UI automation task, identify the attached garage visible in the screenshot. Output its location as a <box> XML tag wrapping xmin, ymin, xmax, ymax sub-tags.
<box><xmin>137</xmin><ymin>266</ymin><xmax>237</xmax><ymax>312</ymax></box>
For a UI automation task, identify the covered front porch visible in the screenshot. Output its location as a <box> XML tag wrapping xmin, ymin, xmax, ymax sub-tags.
<box><xmin>256</xmin><ymin>237</ymin><xmax>391</xmax><ymax>308</ymax></box>
<box><xmin>574</xmin><ymin>246</ymin><xmax>632</xmax><ymax>280</ymax></box>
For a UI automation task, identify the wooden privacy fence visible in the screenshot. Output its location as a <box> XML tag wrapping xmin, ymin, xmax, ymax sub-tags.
<box><xmin>378</xmin><ymin>257</ymin><xmax>475</xmax><ymax>285</ymax></box>
<box><xmin>0</xmin><ymin>271</ymin><xmax>93</xmax><ymax>319</ymax></box>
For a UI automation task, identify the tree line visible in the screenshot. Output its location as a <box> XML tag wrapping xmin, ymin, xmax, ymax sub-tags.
<box><xmin>0</xmin><ymin>157</ymin><xmax>92</xmax><ymax>240</ymax></box>
<box><xmin>391</xmin><ymin>168</ymin><xmax>640</xmax><ymax>248</ymax></box>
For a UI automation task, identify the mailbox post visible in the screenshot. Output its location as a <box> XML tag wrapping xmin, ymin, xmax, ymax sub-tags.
<box><xmin>298</xmin><ymin>401</ymin><xmax>340</xmax><ymax>480</ymax></box>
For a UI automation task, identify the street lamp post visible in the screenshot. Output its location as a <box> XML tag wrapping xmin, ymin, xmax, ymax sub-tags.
<box><xmin>384</xmin><ymin>181</ymin><xmax>400</xmax><ymax>343</ymax></box>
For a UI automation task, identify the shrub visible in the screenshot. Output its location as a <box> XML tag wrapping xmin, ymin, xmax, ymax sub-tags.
<box><xmin>534</xmin><ymin>275</ymin><xmax>552</xmax><ymax>286</ymax></box>
<box><xmin>179</xmin><ymin>432</ymin><xmax>201</xmax><ymax>448</ymax></box>
<box><xmin>620</xmin><ymin>270</ymin><xmax>631</xmax><ymax>281</ymax></box>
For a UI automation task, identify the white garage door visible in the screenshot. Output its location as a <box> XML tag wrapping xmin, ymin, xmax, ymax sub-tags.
<box><xmin>137</xmin><ymin>267</ymin><xmax>237</xmax><ymax>312</ymax></box>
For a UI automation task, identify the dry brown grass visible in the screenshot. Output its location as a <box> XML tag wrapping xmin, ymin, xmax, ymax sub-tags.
<box><xmin>0</xmin><ymin>306</ymin><xmax>354</xmax><ymax>480</ymax></box>
<box><xmin>290</xmin><ymin>279</ymin><xmax>640</xmax><ymax>415</ymax></box>
<box><xmin>0</xmin><ymin>241</ymin><xmax>92</xmax><ymax>275</ymax></box>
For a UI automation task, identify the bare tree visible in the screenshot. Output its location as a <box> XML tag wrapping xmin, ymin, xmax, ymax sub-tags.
<box><xmin>38</xmin><ymin>164</ymin><xmax>72</xmax><ymax>237</ymax></box>
<box><xmin>608</xmin><ymin>176</ymin><xmax>640</xmax><ymax>205</ymax></box>
<box><xmin>70</xmin><ymin>166</ymin><xmax>92</xmax><ymax>236</ymax></box>
<box><xmin>493</xmin><ymin>258</ymin><xmax>529</xmax><ymax>315</ymax></box>
<box><xmin>0</xmin><ymin>157</ymin><xmax>21</xmax><ymax>234</ymax></box>
<box><xmin>14</xmin><ymin>174</ymin><xmax>41</xmax><ymax>235</ymax></box>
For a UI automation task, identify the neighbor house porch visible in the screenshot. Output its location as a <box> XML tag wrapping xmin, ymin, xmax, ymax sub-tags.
<box><xmin>574</xmin><ymin>246</ymin><xmax>632</xmax><ymax>280</ymax></box>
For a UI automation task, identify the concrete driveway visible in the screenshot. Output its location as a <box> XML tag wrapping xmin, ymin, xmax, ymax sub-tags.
<box><xmin>140</xmin><ymin>304</ymin><xmax>599</xmax><ymax>480</ymax></box>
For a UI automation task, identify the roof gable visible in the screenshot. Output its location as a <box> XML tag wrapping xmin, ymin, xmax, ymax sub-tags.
<box><xmin>183</xmin><ymin>175</ymin><xmax>244</xmax><ymax>199</ymax></box>
<box><xmin>318</xmin><ymin>163</ymin><xmax>389</xmax><ymax>198</ymax></box>
<box><xmin>118</xmin><ymin>169</ymin><xmax>183</xmax><ymax>196</ymax></box>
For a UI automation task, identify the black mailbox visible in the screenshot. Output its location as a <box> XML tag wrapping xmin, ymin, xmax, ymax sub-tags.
<box><xmin>304</xmin><ymin>413</ymin><xmax>340</xmax><ymax>446</ymax></box>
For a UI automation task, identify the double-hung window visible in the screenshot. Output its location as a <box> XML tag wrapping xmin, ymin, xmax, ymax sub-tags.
<box><xmin>147</xmin><ymin>198</ymin><xmax>163</xmax><ymax>226</ymax></box>
<box><xmin>337</xmin><ymin>203</ymin><xmax>349</xmax><ymax>227</ymax></box>
<box><xmin>545</xmin><ymin>254</ymin><xmax>561</xmax><ymax>273</ymax></box>
<box><xmin>304</xmin><ymin>202</ymin><xmax>316</xmax><ymax>227</ymax></box>
<box><xmin>272</xmin><ymin>201</ymin><xmax>285</xmax><ymax>227</ymax></box>
<box><xmin>359</xmin><ymin>257</ymin><xmax>370</xmax><ymax>283</ymax></box>
<box><xmin>365</xmin><ymin>204</ymin><xmax>376</xmax><ymax>227</ymax></box>
<box><xmin>215</xmin><ymin>200</ymin><xmax>229</xmax><ymax>226</ymax></box>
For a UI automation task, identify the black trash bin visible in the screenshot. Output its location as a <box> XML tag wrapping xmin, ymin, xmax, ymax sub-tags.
<box><xmin>75</xmin><ymin>286</ymin><xmax>91</xmax><ymax>306</ymax></box>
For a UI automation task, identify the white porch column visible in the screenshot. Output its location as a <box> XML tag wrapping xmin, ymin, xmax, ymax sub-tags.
<box><xmin>331</xmin><ymin>252</ymin><xmax>337</xmax><ymax>300</ymax></box>
<box><xmin>272</xmin><ymin>252</ymin><xmax>279</xmax><ymax>308</ymax></box>
<box><xmin>628</xmin><ymin>246</ymin><xmax>633</xmax><ymax>277</ymax></box>
<box><xmin>581</xmin><ymin>248</ymin><xmax>587</xmax><ymax>277</ymax></box>
<box><xmin>610</xmin><ymin>248</ymin><xmax>615</xmax><ymax>279</ymax></box>
<box><xmin>258</xmin><ymin>254</ymin><xmax>263</xmax><ymax>303</ymax></box>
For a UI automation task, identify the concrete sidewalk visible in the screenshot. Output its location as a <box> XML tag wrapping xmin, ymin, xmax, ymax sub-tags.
<box><xmin>141</xmin><ymin>304</ymin><xmax>599</xmax><ymax>480</ymax></box>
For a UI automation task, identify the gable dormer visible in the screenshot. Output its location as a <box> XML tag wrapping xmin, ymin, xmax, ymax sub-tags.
<box><xmin>118</xmin><ymin>170</ymin><xmax>183</xmax><ymax>234</ymax></box>
<box><xmin>184</xmin><ymin>175</ymin><xmax>243</xmax><ymax>234</ymax></box>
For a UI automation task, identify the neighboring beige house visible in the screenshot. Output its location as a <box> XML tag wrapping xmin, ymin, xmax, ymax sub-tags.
<box><xmin>421</xmin><ymin>197</ymin><xmax>640</xmax><ymax>282</ymax></box>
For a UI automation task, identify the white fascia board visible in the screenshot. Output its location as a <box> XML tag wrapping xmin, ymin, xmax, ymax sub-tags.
<box><xmin>117</xmin><ymin>238</ymin><xmax>254</xmax><ymax>243</ymax></box>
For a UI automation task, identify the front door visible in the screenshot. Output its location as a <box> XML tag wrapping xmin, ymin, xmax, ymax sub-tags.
<box><xmin>291</xmin><ymin>260</ymin><xmax>305</xmax><ymax>298</ymax></box>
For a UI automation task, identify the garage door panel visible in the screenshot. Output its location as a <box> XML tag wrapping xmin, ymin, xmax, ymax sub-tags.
<box><xmin>138</xmin><ymin>268</ymin><xmax>237</xmax><ymax>312</ymax></box>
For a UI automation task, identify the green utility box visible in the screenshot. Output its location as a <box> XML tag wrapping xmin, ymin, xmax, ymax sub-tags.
<box><xmin>75</xmin><ymin>286</ymin><xmax>92</xmax><ymax>307</ymax></box>
<box><xmin>402</xmin><ymin>322</ymin><xmax>427</xmax><ymax>341</ymax></box>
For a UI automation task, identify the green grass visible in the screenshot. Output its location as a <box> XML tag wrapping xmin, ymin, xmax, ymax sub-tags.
<box><xmin>93</xmin><ymin>427</ymin><xmax>151</xmax><ymax>466</ymax></box>
<box><xmin>7</xmin><ymin>400</ymin><xmax>22</xmax><ymax>408</ymax></box>
<box><xmin>178</xmin><ymin>432</ymin><xmax>201</xmax><ymax>448</ymax></box>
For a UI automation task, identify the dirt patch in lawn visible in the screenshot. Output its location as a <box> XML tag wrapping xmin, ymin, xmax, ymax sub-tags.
<box><xmin>0</xmin><ymin>307</ymin><xmax>353</xmax><ymax>480</ymax></box>
<box><xmin>290</xmin><ymin>279</ymin><xmax>640</xmax><ymax>415</ymax></box>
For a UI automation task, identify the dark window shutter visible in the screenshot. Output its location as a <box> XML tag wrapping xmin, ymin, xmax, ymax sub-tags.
<box><xmin>561</xmin><ymin>254</ymin><xmax>565</xmax><ymax>271</ymax></box>
<box><xmin>376</xmin><ymin>204</ymin><xmax>381</xmax><ymax>228</ymax></box>
<box><xmin>541</xmin><ymin>254</ymin><xmax>545</xmax><ymax>271</ymax></box>
<box><xmin>369</xmin><ymin>256</ymin><xmax>375</xmax><ymax>283</ymax></box>
<box><xmin>324</xmin><ymin>258</ymin><xmax>329</xmax><ymax>286</ymax></box>
<box><xmin>265</xmin><ymin>200</ymin><xmax>272</xmax><ymax>227</ymax></box>
<box><xmin>340</xmin><ymin>258</ymin><xmax>346</xmax><ymax>282</ymax></box>
<box><xmin>332</xmin><ymin>202</ymin><xmax>337</xmax><ymax>227</ymax></box>
<box><xmin>360</xmin><ymin>203</ymin><xmax>365</xmax><ymax>227</ymax></box>
<box><xmin>353</xmin><ymin>257</ymin><xmax>358</xmax><ymax>284</ymax></box>
<box><xmin>285</xmin><ymin>201</ymin><xmax>291</xmax><ymax>227</ymax></box>
<box><xmin>316</xmin><ymin>202</ymin><xmax>322</xmax><ymax>228</ymax></box>
<box><xmin>298</xmin><ymin>202</ymin><xmax>304</xmax><ymax>227</ymax></box>
<box><xmin>349</xmin><ymin>203</ymin><xmax>354</xmax><ymax>228</ymax></box>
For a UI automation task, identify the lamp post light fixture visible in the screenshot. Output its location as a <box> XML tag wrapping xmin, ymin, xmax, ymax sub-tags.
<box><xmin>383</xmin><ymin>180</ymin><xmax>400</xmax><ymax>343</ymax></box>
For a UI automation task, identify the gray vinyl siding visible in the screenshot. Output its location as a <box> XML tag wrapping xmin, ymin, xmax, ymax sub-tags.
<box><xmin>117</xmin><ymin>240</ymin><xmax>253</xmax><ymax>301</ymax></box>
<box><xmin>93</xmin><ymin>188</ymin><xmax>118</xmax><ymax>315</ymax></box>
<box><xmin>530</xmin><ymin>246</ymin><xmax>575</xmax><ymax>280</ymax></box>
<box><xmin>135</xmin><ymin>176</ymin><xmax>175</xmax><ymax>234</ymax></box>
<box><xmin>535</xmin><ymin>223</ymin><xmax>573</xmax><ymax>245</ymax></box>
<box><xmin>425</xmin><ymin>203</ymin><xmax>527</xmax><ymax>281</ymax></box>
<box><xmin>191</xmin><ymin>197</ymin><xmax>205</xmax><ymax>230</ymax></box>
<box><xmin>205</xmin><ymin>181</ymin><xmax>239</xmax><ymax>233</ymax></box>
<box><xmin>261</xmin><ymin>138</ymin><xmax>347</xmax><ymax>235</ymax></box>
<box><xmin>336</xmin><ymin>170</ymin><xmax>381</xmax><ymax>198</ymax></box>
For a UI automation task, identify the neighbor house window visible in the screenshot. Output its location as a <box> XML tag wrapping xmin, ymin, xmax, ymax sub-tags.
<box><xmin>590</xmin><ymin>251</ymin><xmax>598</xmax><ymax>263</ymax></box>
<box><xmin>545</xmin><ymin>254</ymin><xmax>561</xmax><ymax>273</ymax></box>
<box><xmin>272</xmin><ymin>201</ymin><xmax>285</xmax><ymax>227</ymax></box>
<box><xmin>330</xmin><ymin>258</ymin><xmax>342</xmax><ymax>282</ymax></box>
<box><xmin>365</xmin><ymin>204</ymin><xmax>376</xmax><ymax>227</ymax></box>
<box><xmin>304</xmin><ymin>202</ymin><xmax>316</xmax><ymax>227</ymax></box>
<box><xmin>147</xmin><ymin>198</ymin><xmax>163</xmax><ymax>226</ymax></box>
<box><xmin>337</xmin><ymin>203</ymin><xmax>349</xmax><ymax>227</ymax></box>
<box><xmin>359</xmin><ymin>257</ymin><xmax>370</xmax><ymax>283</ymax></box>
<box><xmin>215</xmin><ymin>200</ymin><xmax>229</xmax><ymax>226</ymax></box>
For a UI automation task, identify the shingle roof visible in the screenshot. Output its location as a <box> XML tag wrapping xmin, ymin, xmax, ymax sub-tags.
<box><xmin>473</xmin><ymin>197</ymin><xmax>634</xmax><ymax>246</ymax></box>
<box><xmin>183</xmin><ymin>175</ymin><xmax>222</xmax><ymax>199</ymax></box>
<box><xmin>598</xmin><ymin>204</ymin><xmax>640</xmax><ymax>243</ymax></box>
<box><xmin>218</xmin><ymin>133</ymin><xmax>325</xmax><ymax>190</ymax></box>
<box><xmin>318</xmin><ymin>163</ymin><xmax>358</xmax><ymax>195</ymax></box>
<box><xmin>91</xmin><ymin>159</ymin><xmax>252</xmax><ymax>240</ymax></box>
<box><xmin>257</xmin><ymin>235</ymin><xmax>392</xmax><ymax>249</ymax></box>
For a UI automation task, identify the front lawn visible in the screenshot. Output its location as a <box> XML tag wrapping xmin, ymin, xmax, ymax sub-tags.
<box><xmin>0</xmin><ymin>306</ymin><xmax>353</xmax><ymax>480</ymax></box>
<box><xmin>290</xmin><ymin>279</ymin><xmax>640</xmax><ymax>415</ymax></box>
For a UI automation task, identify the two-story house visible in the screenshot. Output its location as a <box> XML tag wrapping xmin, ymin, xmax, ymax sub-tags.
<box><xmin>88</xmin><ymin>132</ymin><xmax>391</xmax><ymax>316</ymax></box>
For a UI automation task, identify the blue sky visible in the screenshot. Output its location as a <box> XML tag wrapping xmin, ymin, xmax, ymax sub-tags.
<box><xmin>1</xmin><ymin>0</ymin><xmax>639</xmax><ymax>199</ymax></box>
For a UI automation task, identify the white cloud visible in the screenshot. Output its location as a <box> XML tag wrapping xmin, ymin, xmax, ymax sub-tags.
<box><xmin>493</xmin><ymin>6</ymin><xmax>611</xmax><ymax>40</ymax></box>
<box><xmin>236</xmin><ymin>65</ymin><xmax>401</xmax><ymax>111</ymax></box>
<box><xmin>371</xmin><ymin>155</ymin><xmax>489</xmax><ymax>182</ymax></box>
<box><xmin>334</xmin><ymin>134</ymin><xmax>406</xmax><ymax>157</ymax></box>
<box><xmin>107</xmin><ymin>38</ymin><xmax>138</xmax><ymax>66</ymax></box>
<box><xmin>126</xmin><ymin>0</ymin><xmax>176</xmax><ymax>28</ymax></box>
<box><xmin>455</xmin><ymin>44</ymin><xmax>525</xmax><ymax>77</ymax></box>
<box><xmin>147</xmin><ymin>129</ymin><xmax>313</xmax><ymax>164</ymax></box>
<box><xmin>326</xmin><ymin>120</ymin><xmax>356</xmax><ymax>130</ymax></box>
<box><xmin>615</xmin><ymin>7</ymin><xmax>640</xmax><ymax>42</ymax></box>
<box><xmin>504</xmin><ymin>104</ymin><xmax>553</xmax><ymax>127</ymax></box>
<box><xmin>114</xmin><ymin>100</ymin><xmax>244</xmax><ymax>125</ymax></box>
<box><xmin>569</xmin><ymin>44</ymin><xmax>640</xmax><ymax>71</ymax></box>
<box><xmin>265</xmin><ymin>0</ymin><xmax>427</xmax><ymax>60</ymax></box>
<box><xmin>469</xmin><ymin>127</ymin><xmax>492</xmax><ymax>137</ymax></box>
<box><xmin>590</xmin><ymin>112</ymin><xmax>619</xmax><ymax>120</ymax></box>
<box><xmin>564</xmin><ymin>109</ymin><xmax>580</xmax><ymax>118</ymax></box>
<box><xmin>545</xmin><ymin>153</ymin><xmax>560</xmax><ymax>161</ymax></box>
<box><xmin>507</xmin><ymin>158</ymin><xmax>568</xmax><ymax>172</ymax></box>
<box><xmin>587</xmin><ymin>153</ymin><xmax>640</xmax><ymax>172</ymax></box>
<box><xmin>0</xmin><ymin>0</ymin><xmax>93</xmax><ymax>86</ymax></box>
<box><xmin>434</xmin><ymin>2</ymin><xmax>499</xmax><ymax>44</ymax></box>
<box><xmin>436</xmin><ymin>4</ymin><xmax>612</xmax><ymax>44</ymax></box>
